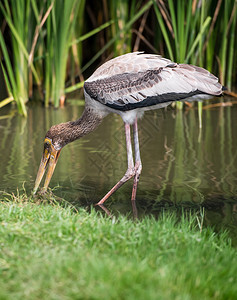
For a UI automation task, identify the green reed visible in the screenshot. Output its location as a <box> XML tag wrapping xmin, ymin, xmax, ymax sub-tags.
<box><xmin>0</xmin><ymin>0</ymin><xmax>41</xmax><ymax>116</ymax></box>
<box><xmin>0</xmin><ymin>0</ymin><xmax>237</xmax><ymax>114</ymax></box>
<box><xmin>44</xmin><ymin>0</ymin><xmax>81</xmax><ymax>107</ymax></box>
<box><xmin>156</xmin><ymin>0</ymin><xmax>237</xmax><ymax>90</ymax></box>
<box><xmin>109</xmin><ymin>0</ymin><xmax>136</xmax><ymax>55</ymax></box>
<box><xmin>219</xmin><ymin>0</ymin><xmax>237</xmax><ymax>88</ymax></box>
<box><xmin>69</xmin><ymin>0</ymin><xmax>86</xmax><ymax>86</ymax></box>
<box><xmin>43</xmin><ymin>0</ymin><xmax>113</xmax><ymax>105</ymax></box>
<box><xmin>80</xmin><ymin>1</ymin><xmax>153</xmax><ymax>74</ymax></box>
<box><xmin>153</xmin><ymin>0</ymin><xmax>212</xmax><ymax>110</ymax></box>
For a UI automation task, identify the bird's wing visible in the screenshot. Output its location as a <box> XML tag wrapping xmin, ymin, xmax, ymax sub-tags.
<box><xmin>86</xmin><ymin>52</ymin><xmax>171</xmax><ymax>81</ymax></box>
<box><xmin>84</xmin><ymin>55</ymin><xmax>222</xmax><ymax>111</ymax></box>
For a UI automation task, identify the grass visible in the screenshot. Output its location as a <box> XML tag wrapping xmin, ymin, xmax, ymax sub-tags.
<box><xmin>0</xmin><ymin>192</ymin><xmax>237</xmax><ymax>299</ymax></box>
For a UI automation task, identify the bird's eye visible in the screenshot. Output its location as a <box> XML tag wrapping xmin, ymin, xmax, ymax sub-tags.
<box><xmin>44</xmin><ymin>138</ymin><xmax>52</xmax><ymax>145</ymax></box>
<box><xmin>44</xmin><ymin>138</ymin><xmax>52</xmax><ymax>150</ymax></box>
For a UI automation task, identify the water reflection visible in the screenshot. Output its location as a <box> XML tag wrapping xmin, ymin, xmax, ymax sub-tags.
<box><xmin>0</xmin><ymin>101</ymin><xmax>237</xmax><ymax>241</ymax></box>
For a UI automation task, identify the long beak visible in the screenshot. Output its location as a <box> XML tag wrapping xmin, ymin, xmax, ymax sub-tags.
<box><xmin>33</xmin><ymin>145</ymin><xmax>61</xmax><ymax>194</ymax></box>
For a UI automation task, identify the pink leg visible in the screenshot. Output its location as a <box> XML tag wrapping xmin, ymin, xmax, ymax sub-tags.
<box><xmin>131</xmin><ymin>118</ymin><xmax>142</xmax><ymax>218</ymax></box>
<box><xmin>96</xmin><ymin>123</ymin><xmax>135</xmax><ymax>206</ymax></box>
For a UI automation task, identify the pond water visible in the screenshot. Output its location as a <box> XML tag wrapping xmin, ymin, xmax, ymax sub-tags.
<box><xmin>0</xmin><ymin>99</ymin><xmax>237</xmax><ymax>242</ymax></box>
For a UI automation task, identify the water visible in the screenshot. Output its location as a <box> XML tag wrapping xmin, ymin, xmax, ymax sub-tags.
<box><xmin>0</xmin><ymin>100</ymin><xmax>237</xmax><ymax>241</ymax></box>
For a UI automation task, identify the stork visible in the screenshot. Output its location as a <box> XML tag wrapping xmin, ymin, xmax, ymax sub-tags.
<box><xmin>33</xmin><ymin>52</ymin><xmax>222</xmax><ymax>210</ymax></box>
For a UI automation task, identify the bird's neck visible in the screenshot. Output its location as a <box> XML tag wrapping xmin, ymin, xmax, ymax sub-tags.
<box><xmin>60</xmin><ymin>107</ymin><xmax>103</xmax><ymax>147</ymax></box>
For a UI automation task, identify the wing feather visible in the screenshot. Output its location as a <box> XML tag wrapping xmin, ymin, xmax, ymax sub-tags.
<box><xmin>84</xmin><ymin>53</ymin><xmax>222</xmax><ymax>111</ymax></box>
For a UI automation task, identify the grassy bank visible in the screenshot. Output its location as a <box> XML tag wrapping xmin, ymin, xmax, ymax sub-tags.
<box><xmin>0</xmin><ymin>194</ymin><xmax>237</xmax><ymax>300</ymax></box>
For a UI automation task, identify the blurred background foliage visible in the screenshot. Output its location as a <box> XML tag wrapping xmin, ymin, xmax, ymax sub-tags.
<box><xmin>0</xmin><ymin>0</ymin><xmax>236</xmax><ymax>116</ymax></box>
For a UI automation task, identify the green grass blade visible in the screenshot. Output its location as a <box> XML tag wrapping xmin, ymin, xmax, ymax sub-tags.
<box><xmin>198</xmin><ymin>101</ymin><xmax>203</xmax><ymax>129</ymax></box>
<box><xmin>198</xmin><ymin>0</ymin><xmax>206</xmax><ymax>67</ymax></box>
<box><xmin>226</xmin><ymin>3</ymin><xmax>237</xmax><ymax>89</ymax></box>
<box><xmin>71</xmin><ymin>20</ymin><xmax>114</xmax><ymax>46</ymax></box>
<box><xmin>177</xmin><ymin>1</ymin><xmax>185</xmax><ymax>61</ymax></box>
<box><xmin>152</xmin><ymin>0</ymin><xmax>174</xmax><ymax>61</ymax></box>
<box><xmin>0</xmin><ymin>1</ymin><xmax>40</xmax><ymax>84</ymax></box>
<box><xmin>0</xmin><ymin>32</ymin><xmax>17</xmax><ymax>93</ymax></box>
<box><xmin>1</xmin><ymin>62</ymin><xmax>13</xmax><ymax>96</ymax></box>
<box><xmin>65</xmin><ymin>81</ymin><xmax>84</xmax><ymax>94</ymax></box>
<box><xmin>0</xmin><ymin>96</ymin><xmax>14</xmax><ymax>108</ymax></box>
<box><xmin>185</xmin><ymin>16</ymin><xmax>211</xmax><ymax>63</ymax></box>
<box><xmin>167</xmin><ymin>0</ymin><xmax>178</xmax><ymax>60</ymax></box>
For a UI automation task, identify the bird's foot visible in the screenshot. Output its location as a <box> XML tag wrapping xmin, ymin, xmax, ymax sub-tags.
<box><xmin>96</xmin><ymin>204</ymin><xmax>113</xmax><ymax>218</ymax></box>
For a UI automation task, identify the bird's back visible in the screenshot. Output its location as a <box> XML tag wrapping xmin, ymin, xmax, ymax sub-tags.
<box><xmin>86</xmin><ymin>52</ymin><xmax>171</xmax><ymax>82</ymax></box>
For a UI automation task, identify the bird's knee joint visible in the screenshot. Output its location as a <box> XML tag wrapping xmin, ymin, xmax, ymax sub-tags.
<box><xmin>125</xmin><ymin>167</ymin><xmax>136</xmax><ymax>179</ymax></box>
<box><xmin>135</xmin><ymin>161</ymin><xmax>142</xmax><ymax>175</ymax></box>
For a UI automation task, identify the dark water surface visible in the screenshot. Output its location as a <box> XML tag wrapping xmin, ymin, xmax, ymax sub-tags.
<box><xmin>0</xmin><ymin>100</ymin><xmax>237</xmax><ymax>241</ymax></box>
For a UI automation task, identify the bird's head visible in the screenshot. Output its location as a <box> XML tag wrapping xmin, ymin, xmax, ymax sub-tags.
<box><xmin>33</xmin><ymin>108</ymin><xmax>102</xmax><ymax>195</ymax></box>
<box><xmin>33</xmin><ymin>124</ymin><xmax>66</xmax><ymax>195</ymax></box>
